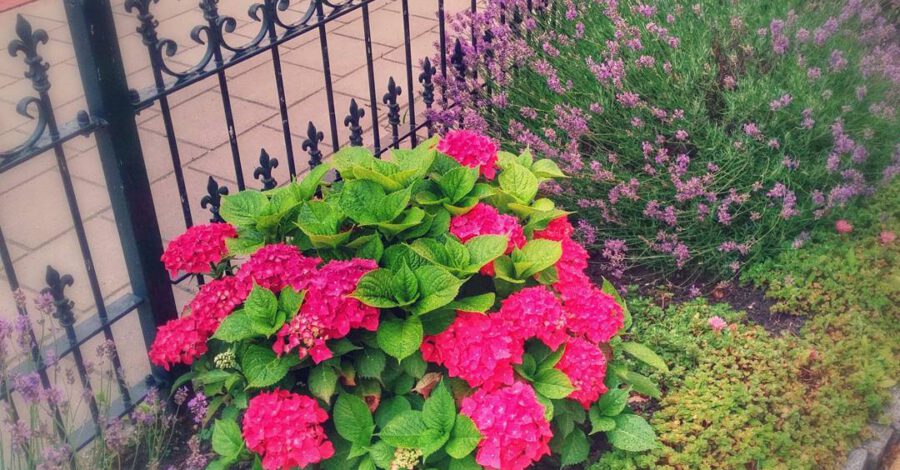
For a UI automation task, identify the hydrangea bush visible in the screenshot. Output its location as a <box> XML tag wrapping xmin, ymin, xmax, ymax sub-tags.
<box><xmin>432</xmin><ymin>0</ymin><xmax>899</xmax><ymax>276</ymax></box>
<box><xmin>150</xmin><ymin>132</ymin><xmax>667</xmax><ymax>470</ymax></box>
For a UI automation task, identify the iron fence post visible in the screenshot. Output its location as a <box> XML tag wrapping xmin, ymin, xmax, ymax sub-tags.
<box><xmin>63</xmin><ymin>0</ymin><xmax>178</xmax><ymax>376</ymax></box>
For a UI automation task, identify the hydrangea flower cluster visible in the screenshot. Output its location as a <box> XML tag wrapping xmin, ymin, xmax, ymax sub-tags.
<box><xmin>160</xmin><ymin>223</ymin><xmax>236</xmax><ymax>277</ymax></box>
<box><xmin>460</xmin><ymin>382</ymin><xmax>553</xmax><ymax>470</ymax></box>
<box><xmin>242</xmin><ymin>390</ymin><xmax>334</xmax><ymax>470</ymax></box>
<box><xmin>436</xmin><ymin>129</ymin><xmax>500</xmax><ymax>180</ymax></box>
<box><xmin>149</xmin><ymin>131</ymin><xmax>633</xmax><ymax>470</ymax></box>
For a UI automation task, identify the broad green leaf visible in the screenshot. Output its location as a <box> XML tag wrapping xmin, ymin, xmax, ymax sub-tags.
<box><xmin>356</xmin><ymin>348</ymin><xmax>387</xmax><ymax>379</ymax></box>
<box><xmin>512</xmin><ymin>239</ymin><xmax>563</xmax><ymax>279</ymax></box>
<box><xmin>437</xmin><ymin>167</ymin><xmax>479</xmax><ymax>204</ymax></box>
<box><xmin>375</xmin><ymin>396</ymin><xmax>412</xmax><ymax>430</ymax></box>
<box><xmin>334</xmin><ymin>393</ymin><xmax>375</xmax><ymax>447</ymax></box>
<box><xmin>353</xmin><ymin>269</ymin><xmax>402</xmax><ymax>308</ymax></box>
<box><xmin>383</xmin><ymin>244</ymin><xmax>431</xmax><ymax>271</ymax></box>
<box><xmin>378</xmin><ymin>207</ymin><xmax>426</xmax><ymax>237</ymax></box>
<box><xmin>226</xmin><ymin>230</ymin><xmax>265</xmax><ymax>256</ymax></box>
<box><xmin>213</xmin><ymin>310</ymin><xmax>258</xmax><ymax>342</ymax></box>
<box><xmin>340</xmin><ymin>180</ymin><xmax>411</xmax><ymax>225</ymax></box>
<box><xmin>532</xmin><ymin>368</ymin><xmax>575</xmax><ymax>399</ymax></box>
<box><xmin>590</xmin><ymin>413</ymin><xmax>616</xmax><ymax>434</ymax></box>
<box><xmin>607</xmin><ymin>414</ymin><xmax>657</xmax><ymax>452</ymax></box>
<box><xmin>411</xmin><ymin>265</ymin><xmax>463</xmax><ymax>315</ymax></box>
<box><xmin>621</xmin><ymin>342</ymin><xmax>669</xmax><ymax>372</ymax></box>
<box><xmin>355</xmin><ymin>234</ymin><xmax>384</xmax><ymax>262</ymax></box>
<box><xmin>448</xmin><ymin>455</ymin><xmax>483</xmax><ymax>470</ymax></box>
<box><xmin>446</xmin><ymin>414</ymin><xmax>481</xmax><ymax>459</ymax></box>
<box><xmin>535</xmin><ymin>393</ymin><xmax>554</xmax><ymax>422</ymax></box>
<box><xmin>357</xmin><ymin>456</ymin><xmax>377</xmax><ymax>470</ymax></box>
<box><xmin>329</xmin><ymin>338</ymin><xmax>363</xmax><ymax>356</ymax></box>
<box><xmin>465</xmin><ymin>235</ymin><xmax>509</xmax><ymax>271</ymax></box>
<box><xmin>619</xmin><ymin>370</ymin><xmax>661</xmax><ymax>398</ymax></box>
<box><xmin>595</xmin><ymin>387</ymin><xmax>630</xmax><ymax>417</ymax></box>
<box><xmin>420</xmin><ymin>309</ymin><xmax>457</xmax><ymax>335</ymax></box>
<box><xmin>392</xmin><ymin>263</ymin><xmax>421</xmax><ymax>306</ymax></box>
<box><xmin>368</xmin><ymin>441</ymin><xmax>395</xmax><ymax>469</ymax></box>
<box><xmin>296</xmin><ymin>162</ymin><xmax>332</xmax><ymax>200</ymax></box>
<box><xmin>423</xmin><ymin>381</ymin><xmax>456</xmax><ymax>433</ymax></box>
<box><xmin>446</xmin><ymin>293</ymin><xmax>495</xmax><ymax>313</ymax></box>
<box><xmin>377</xmin><ymin>316</ymin><xmax>424</xmax><ymax>360</ymax></box>
<box><xmin>241</xmin><ymin>345</ymin><xmax>298</xmax><ymax>389</ymax></box>
<box><xmin>244</xmin><ymin>285</ymin><xmax>280</xmax><ymax>335</ymax></box>
<box><xmin>380</xmin><ymin>410</ymin><xmax>427</xmax><ymax>449</ymax></box>
<box><xmin>278</xmin><ymin>286</ymin><xmax>305</xmax><ymax>316</ymax></box>
<box><xmin>220</xmin><ymin>190</ymin><xmax>269</xmax><ymax>228</ymax></box>
<box><xmin>536</xmin><ymin>343</ymin><xmax>566</xmax><ymax>373</ymax></box>
<box><xmin>560</xmin><ymin>429</ymin><xmax>589</xmax><ymax>466</ymax></box>
<box><xmin>498</xmin><ymin>163</ymin><xmax>539</xmax><ymax>203</ymax></box>
<box><xmin>296</xmin><ymin>200</ymin><xmax>343</xmax><ymax>236</ymax></box>
<box><xmin>420</xmin><ymin>426</ymin><xmax>450</xmax><ymax>457</ymax></box>
<box><xmin>531</xmin><ymin>159</ymin><xmax>567</xmax><ymax>179</ymax></box>
<box><xmin>400</xmin><ymin>352</ymin><xmax>428</xmax><ymax>378</ymax></box>
<box><xmin>212</xmin><ymin>418</ymin><xmax>244</xmax><ymax>459</ymax></box>
<box><xmin>353</xmin><ymin>165</ymin><xmax>406</xmax><ymax>192</ymax></box>
<box><xmin>308</xmin><ymin>364</ymin><xmax>339</xmax><ymax>402</ymax></box>
<box><xmin>332</xmin><ymin>146</ymin><xmax>376</xmax><ymax>174</ymax></box>
<box><xmin>492</xmin><ymin>256</ymin><xmax>524</xmax><ymax>284</ymax></box>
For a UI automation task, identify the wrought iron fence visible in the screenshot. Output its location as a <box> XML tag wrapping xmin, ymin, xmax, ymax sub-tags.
<box><xmin>0</xmin><ymin>0</ymin><xmax>489</xmax><ymax>453</ymax></box>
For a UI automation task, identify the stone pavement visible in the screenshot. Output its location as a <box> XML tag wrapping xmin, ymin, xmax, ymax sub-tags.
<box><xmin>0</xmin><ymin>0</ymin><xmax>471</xmax><ymax>390</ymax></box>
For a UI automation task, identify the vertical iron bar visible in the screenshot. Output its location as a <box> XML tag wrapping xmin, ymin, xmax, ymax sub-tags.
<box><xmin>400</xmin><ymin>0</ymin><xmax>418</xmax><ymax>146</ymax></box>
<box><xmin>438</xmin><ymin>0</ymin><xmax>447</xmax><ymax>105</ymax></box>
<box><xmin>64</xmin><ymin>0</ymin><xmax>179</xmax><ymax>384</ymax></box>
<box><xmin>266</xmin><ymin>0</ymin><xmax>297</xmax><ymax>177</ymax></box>
<box><xmin>316</xmin><ymin>0</ymin><xmax>340</xmax><ymax>153</ymax></box>
<box><xmin>200</xmin><ymin>0</ymin><xmax>245</xmax><ymax>189</ymax></box>
<box><xmin>361</xmin><ymin>4</ymin><xmax>382</xmax><ymax>155</ymax></box>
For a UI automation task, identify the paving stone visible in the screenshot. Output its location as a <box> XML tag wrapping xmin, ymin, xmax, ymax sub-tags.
<box><xmin>281</xmin><ymin>32</ymin><xmax>391</xmax><ymax>78</ymax></box>
<box><xmin>889</xmin><ymin>387</ymin><xmax>900</xmax><ymax>431</ymax></box>
<box><xmin>334</xmin><ymin>7</ymin><xmax>436</xmax><ymax>49</ymax></box>
<box><xmin>863</xmin><ymin>424</ymin><xmax>895</xmax><ymax>465</ymax></box>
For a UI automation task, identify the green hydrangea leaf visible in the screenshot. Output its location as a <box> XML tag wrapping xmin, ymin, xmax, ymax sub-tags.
<box><xmin>438</xmin><ymin>167</ymin><xmax>480</xmax><ymax>204</ymax></box>
<box><xmin>296</xmin><ymin>200</ymin><xmax>343</xmax><ymax>236</ymax></box>
<box><xmin>375</xmin><ymin>396</ymin><xmax>412</xmax><ymax>430</ymax></box>
<box><xmin>241</xmin><ymin>345</ymin><xmax>298</xmax><ymax>389</ymax></box>
<box><xmin>448</xmin><ymin>455</ymin><xmax>483</xmax><ymax>470</ymax></box>
<box><xmin>446</xmin><ymin>293</ymin><xmax>495</xmax><ymax>313</ymax></box>
<box><xmin>380</xmin><ymin>410</ymin><xmax>427</xmax><ymax>449</ymax></box>
<box><xmin>618</xmin><ymin>370</ymin><xmax>661</xmax><ymax>398</ymax></box>
<box><xmin>213</xmin><ymin>310</ymin><xmax>258</xmax><ymax>342</ymax></box>
<box><xmin>334</xmin><ymin>393</ymin><xmax>375</xmax><ymax>447</ymax></box>
<box><xmin>392</xmin><ymin>263</ymin><xmax>421</xmax><ymax>306</ymax></box>
<box><xmin>377</xmin><ymin>316</ymin><xmax>424</xmax><ymax>360</ymax></box>
<box><xmin>368</xmin><ymin>441</ymin><xmax>396</xmax><ymax>469</ymax></box>
<box><xmin>621</xmin><ymin>342</ymin><xmax>669</xmax><ymax>373</ymax></box>
<box><xmin>220</xmin><ymin>190</ymin><xmax>269</xmax><ymax>229</ymax></box>
<box><xmin>607</xmin><ymin>414</ymin><xmax>657</xmax><ymax>452</ymax></box>
<box><xmin>595</xmin><ymin>387</ymin><xmax>630</xmax><ymax>417</ymax></box>
<box><xmin>512</xmin><ymin>239</ymin><xmax>563</xmax><ymax>279</ymax></box>
<box><xmin>340</xmin><ymin>180</ymin><xmax>411</xmax><ymax>225</ymax></box>
<box><xmin>353</xmin><ymin>269</ymin><xmax>402</xmax><ymax>308</ymax></box>
<box><xmin>560</xmin><ymin>428</ymin><xmax>589</xmax><ymax>466</ymax></box>
<box><xmin>400</xmin><ymin>352</ymin><xmax>428</xmax><ymax>378</ymax></box>
<box><xmin>333</xmin><ymin>146</ymin><xmax>375</xmax><ymax>175</ymax></box>
<box><xmin>446</xmin><ymin>414</ymin><xmax>481</xmax><ymax>459</ymax></box>
<box><xmin>356</xmin><ymin>348</ymin><xmax>387</xmax><ymax>379</ymax></box>
<box><xmin>602</xmin><ymin>277</ymin><xmax>632</xmax><ymax>332</ymax></box>
<box><xmin>498</xmin><ymin>162</ymin><xmax>539</xmax><ymax>204</ymax></box>
<box><xmin>278</xmin><ymin>286</ymin><xmax>305</xmax><ymax>316</ymax></box>
<box><xmin>465</xmin><ymin>235</ymin><xmax>509</xmax><ymax>271</ymax></box>
<box><xmin>531</xmin><ymin>159</ymin><xmax>567</xmax><ymax>179</ymax></box>
<box><xmin>377</xmin><ymin>207</ymin><xmax>426</xmax><ymax>237</ymax></box>
<box><xmin>308</xmin><ymin>364</ymin><xmax>339</xmax><ymax>402</ymax></box>
<box><xmin>296</xmin><ymin>162</ymin><xmax>332</xmax><ymax>200</ymax></box>
<box><xmin>420</xmin><ymin>309</ymin><xmax>457</xmax><ymax>335</ymax></box>
<box><xmin>410</xmin><ymin>265</ymin><xmax>463</xmax><ymax>315</ymax></box>
<box><xmin>244</xmin><ymin>285</ymin><xmax>280</xmax><ymax>335</ymax></box>
<box><xmin>532</xmin><ymin>368</ymin><xmax>575</xmax><ymax>399</ymax></box>
<box><xmin>423</xmin><ymin>381</ymin><xmax>456</xmax><ymax>434</ymax></box>
<box><xmin>212</xmin><ymin>418</ymin><xmax>244</xmax><ymax>459</ymax></box>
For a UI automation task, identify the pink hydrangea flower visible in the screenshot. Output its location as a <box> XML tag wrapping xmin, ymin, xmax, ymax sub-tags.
<box><xmin>835</xmin><ymin>219</ymin><xmax>853</xmax><ymax>234</ymax></box>
<box><xmin>148</xmin><ymin>315</ymin><xmax>209</xmax><ymax>370</ymax></box>
<box><xmin>160</xmin><ymin>223</ymin><xmax>236</xmax><ymax>277</ymax></box>
<box><xmin>242</xmin><ymin>390</ymin><xmax>334</xmax><ymax>470</ymax></box>
<box><xmin>552</xmin><ymin>237</ymin><xmax>590</xmax><ymax>286</ymax></box>
<box><xmin>273</xmin><ymin>259</ymin><xmax>378</xmax><ymax>363</ymax></box>
<box><xmin>436</xmin><ymin>130</ymin><xmax>500</xmax><ymax>180</ymax></box>
<box><xmin>494</xmin><ymin>286</ymin><xmax>568</xmax><ymax>350</ymax></box>
<box><xmin>555</xmin><ymin>337</ymin><xmax>608</xmax><ymax>408</ymax></box>
<box><xmin>450</xmin><ymin>203</ymin><xmax>526</xmax><ymax>276</ymax></box>
<box><xmin>149</xmin><ymin>276</ymin><xmax>246</xmax><ymax>370</ymax></box>
<box><xmin>461</xmin><ymin>382</ymin><xmax>552</xmax><ymax>470</ymax></box>
<box><xmin>879</xmin><ymin>231</ymin><xmax>896</xmax><ymax>245</ymax></box>
<box><xmin>237</xmin><ymin>244</ymin><xmax>321</xmax><ymax>293</ymax></box>
<box><xmin>556</xmin><ymin>278</ymin><xmax>624</xmax><ymax>344</ymax></box>
<box><xmin>532</xmin><ymin>216</ymin><xmax>575</xmax><ymax>242</ymax></box>
<box><xmin>708</xmin><ymin>316</ymin><xmax>727</xmax><ymax>332</ymax></box>
<box><xmin>421</xmin><ymin>312</ymin><xmax>524</xmax><ymax>390</ymax></box>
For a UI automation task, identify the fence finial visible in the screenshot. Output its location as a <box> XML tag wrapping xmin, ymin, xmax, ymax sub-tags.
<box><xmin>344</xmin><ymin>99</ymin><xmax>366</xmax><ymax>147</ymax></box>
<box><xmin>302</xmin><ymin>121</ymin><xmax>325</xmax><ymax>168</ymax></box>
<box><xmin>201</xmin><ymin>176</ymin><xmax>230</xmax><ymax>223</ymax></box>
<box><xmin>254</xmin><ymin>149</ymin><xmax>279</xmax><ymax>190</ymax></box>
<box><xmin>42</xmin><ymin>265</ymin><xmax>75</xmax><ymax>327</ymax></box>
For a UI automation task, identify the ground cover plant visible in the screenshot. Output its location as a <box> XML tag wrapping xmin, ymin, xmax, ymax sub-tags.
<box><xmin>588</xmin><ymin>181</ymin><xmax>900</xmax><ymax>469</ymax></box>
<box><xmin>148</xmin><ymin>132</ymin><xmax>669</xmax><ymax>470</ymax></box>
<box><xmin>433</xmin><ymin>0</ymin><xmax>899</xmax><ymax>277</ymax></box>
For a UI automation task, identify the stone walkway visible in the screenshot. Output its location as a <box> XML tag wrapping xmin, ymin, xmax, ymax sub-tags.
<box><xmin>0</xmin><ymin>0</ymin><xmax>470</xmax><ymax>388</ymax></box>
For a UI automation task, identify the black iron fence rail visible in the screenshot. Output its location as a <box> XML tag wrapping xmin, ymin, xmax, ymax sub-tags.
<box><xmin>0</xmin><ymin>0</ymin><xmax>494</xmax><ymax>453</ymax></box>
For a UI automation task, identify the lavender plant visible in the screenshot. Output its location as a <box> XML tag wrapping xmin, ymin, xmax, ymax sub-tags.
<box><xmin>432</xmin><ymin>0</ymin><xmax>899</xmax><ymax>278</ymax></box>
<box><xmin>0</xmin><ymin>292</ymin><xmax>182</xmax><ymax>469</ymax></box>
